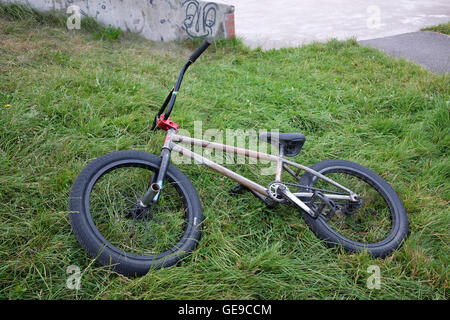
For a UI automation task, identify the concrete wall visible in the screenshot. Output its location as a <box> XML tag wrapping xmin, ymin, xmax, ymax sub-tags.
<box><xmin>0</xmin><ymin>0</ymin><xmax>235</xmax><ymax>41</ymax></box>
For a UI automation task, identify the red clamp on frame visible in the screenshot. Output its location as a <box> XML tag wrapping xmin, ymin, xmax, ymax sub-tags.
<box><xmin>157</xmin><ymin>114</ymin><xmax>180</xmax><ymax>131</ymax></box>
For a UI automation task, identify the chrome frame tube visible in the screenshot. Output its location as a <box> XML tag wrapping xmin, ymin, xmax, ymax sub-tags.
<box><xmin>172</xmin><ymin>134</ymin><xmax>277</xmax><ymax>162</ymax></box>
<box><xmin>275</xmin><ymin>149</ymin><xmax>284</xmax><ymax>181</ymax></box>
<box><xmin>170</xmin><ymin>133</ymin><xmax>357</xmax><ymax>200</ymax></box>
<box><xmin>170</xmin><ymin>143</ymin><xmax>268</xmax><ymax>196</ymax></box>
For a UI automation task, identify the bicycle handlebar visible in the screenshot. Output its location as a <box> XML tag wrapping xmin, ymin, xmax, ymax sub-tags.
<box><xmin>189</xmin><ymin>39</ymin><xmax>212</xmax><ymax>63</ymax></box>
<box><xmin>151</xmin><ymin>39</ymin><xmax>212</xmax><ymax>129</ymax></box>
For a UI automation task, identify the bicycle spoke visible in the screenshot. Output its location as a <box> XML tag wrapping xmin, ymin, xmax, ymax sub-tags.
<box><xmin>306</xmin><ymin>171</ymin><xmax>393</xmax><ymax>243</ymax></box>
<box><xmin>89</xmin><ymin>165</ymin><xmax>187</xmax><ymax>256</ymax></box>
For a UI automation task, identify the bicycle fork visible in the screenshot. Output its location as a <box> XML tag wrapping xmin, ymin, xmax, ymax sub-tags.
<box><xmin>140</xmin><ymin>147</ymin><xmax>171</xmax><ymax>207</ymax></box>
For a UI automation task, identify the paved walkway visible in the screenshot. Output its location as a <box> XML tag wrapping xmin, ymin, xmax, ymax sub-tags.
<box><xmin>360</xmin><ymin>32</ymin><xmax>450</xmax><ymax>74</ymax></box>
<box><xmin>218</xmin><ymin>0</ymin><xmax>450</xmax><ymax>49</ymax></box>
<box><xmin>218</xmin><ymin>0</ymin><xmax>450</xmax><ymax>73</ymax></box>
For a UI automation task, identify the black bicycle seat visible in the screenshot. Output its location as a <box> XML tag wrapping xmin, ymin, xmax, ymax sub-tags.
<box><xmin>259</xmin><ymin>132</ymin><xmax>306</xmax><ymax>157</ymax></box>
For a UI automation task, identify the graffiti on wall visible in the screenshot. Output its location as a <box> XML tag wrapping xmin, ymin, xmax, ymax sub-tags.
<box><xmin>182</xmin><ymin>0</ymin><xmax>218</xmax><ymax>38</ymax></box>
<box><xmin>13</xmin><ymin>0</ymin><xmax>232</xmax><ymax>41</ymax></box>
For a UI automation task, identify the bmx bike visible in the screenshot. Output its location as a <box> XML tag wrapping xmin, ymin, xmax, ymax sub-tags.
<box><xmin>68</xmin><ymin>40</ymin><xmax>408</xmax><ymax>276</ymax></box>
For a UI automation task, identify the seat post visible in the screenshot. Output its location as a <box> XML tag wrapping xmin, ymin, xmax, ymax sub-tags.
<box><xmin>275</xmin><ymin>148</ymin><xmax>284</xmax><ymax>181</ymax></box>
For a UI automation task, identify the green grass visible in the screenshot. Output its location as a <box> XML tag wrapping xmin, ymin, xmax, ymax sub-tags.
<box><xmin>422</xmin><ymin>22</ymin><xmax>450</xmax><ymax>35</ymax></box>
<box><xmin>0</xmin><ymin>6</ymin><xmax>449</xmax><ymax>300</ymax></box>
<box><xmin>93</xmin><ymin>26</ymin><xmax>121</xmax><ymax>41</ymax></box>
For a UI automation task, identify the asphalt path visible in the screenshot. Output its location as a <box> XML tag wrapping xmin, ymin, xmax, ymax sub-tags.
<box><xmin>360</xmin><ymin>31</ymin><xmax>450</xmax><ymax>74</ymax></box>
<box><xmin>218</xmin><ymin>0</ymin><xmax>450</xmax><ymax>73</ymax></box>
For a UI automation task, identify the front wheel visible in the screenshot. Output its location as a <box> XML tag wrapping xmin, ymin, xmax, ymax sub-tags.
<box><xmin>298</xmin><ymin>159</ymin><xmax>408</xmax><ymax>257</ymax></box>
<box><xmin>68</xmin><ymin>150</ymin><xmax>203</xmax><ymax>276</ymax></box>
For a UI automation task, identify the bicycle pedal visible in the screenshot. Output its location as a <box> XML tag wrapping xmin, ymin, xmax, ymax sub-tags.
<box><xmin>230</xmin><ymin>184</ymin><xmax>247</xmax><ymax>195</ymax></box>
<box><xmin>309</xmin><ymin>191</ymin><xmax>336</xmax><ymax>219</ymax></box>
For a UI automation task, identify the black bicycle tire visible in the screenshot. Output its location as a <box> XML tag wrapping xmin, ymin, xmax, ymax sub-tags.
<box><xmin>68</xmin><ymin>150</ymin><xmax>203</xmax><ymax>276</ymax></box>
<box><xmin>298</xmin><ymin>159</ymin><xmax>408</xmax><ymax>257</ymax></box>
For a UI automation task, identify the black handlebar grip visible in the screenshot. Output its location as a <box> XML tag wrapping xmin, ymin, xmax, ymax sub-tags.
<box><xmin>189</xmin><ymin>39</ymin><xmax>212</xmax><ymax>63</ymax></box>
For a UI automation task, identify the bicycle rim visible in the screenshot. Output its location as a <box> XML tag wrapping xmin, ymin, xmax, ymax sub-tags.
<box><xmin>88</xmin><ymin>164</ymin><xmax>188</xmax><ymax>257</ymax></box>
<box><xmin>308</xmin><ymin>169</ymin><xmax>394</xmax><ymax>244</ymax></box>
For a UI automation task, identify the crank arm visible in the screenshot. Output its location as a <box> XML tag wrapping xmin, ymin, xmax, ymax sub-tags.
<box><xmin>277</xmin><ymin>185</ymin><xmax>315</xmax><ymax>217</ymax></box>
<box><xmin>293</xmin><ymin>192</ymin><xmax>354</xmax><ymax>201</ymax></box>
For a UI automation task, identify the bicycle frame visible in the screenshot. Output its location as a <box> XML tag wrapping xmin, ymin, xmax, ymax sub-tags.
<box><xmin>140</xmin><ymin>128</ymin><xmax>360</xmax><ymax>216</ymax></box>
<box><xmin>67</xmin><ymin>40</ymin><xmax>408</xmax><ymax>273</ymax></box>
<box><xmin>142</xmin><ymin>40</ymin><xmax>359</xmax><ymax>214</ymax></box>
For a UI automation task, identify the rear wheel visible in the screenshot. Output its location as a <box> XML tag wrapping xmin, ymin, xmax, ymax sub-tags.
<box><xmin>298</xmin><ymin>159</ymin><xmax>408</xmax><ymax>257</ymax></box>
<box><xmin>68</xmin><ymin>150</ymin><xmax>203</xmax><ymax>276</ymax></box>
